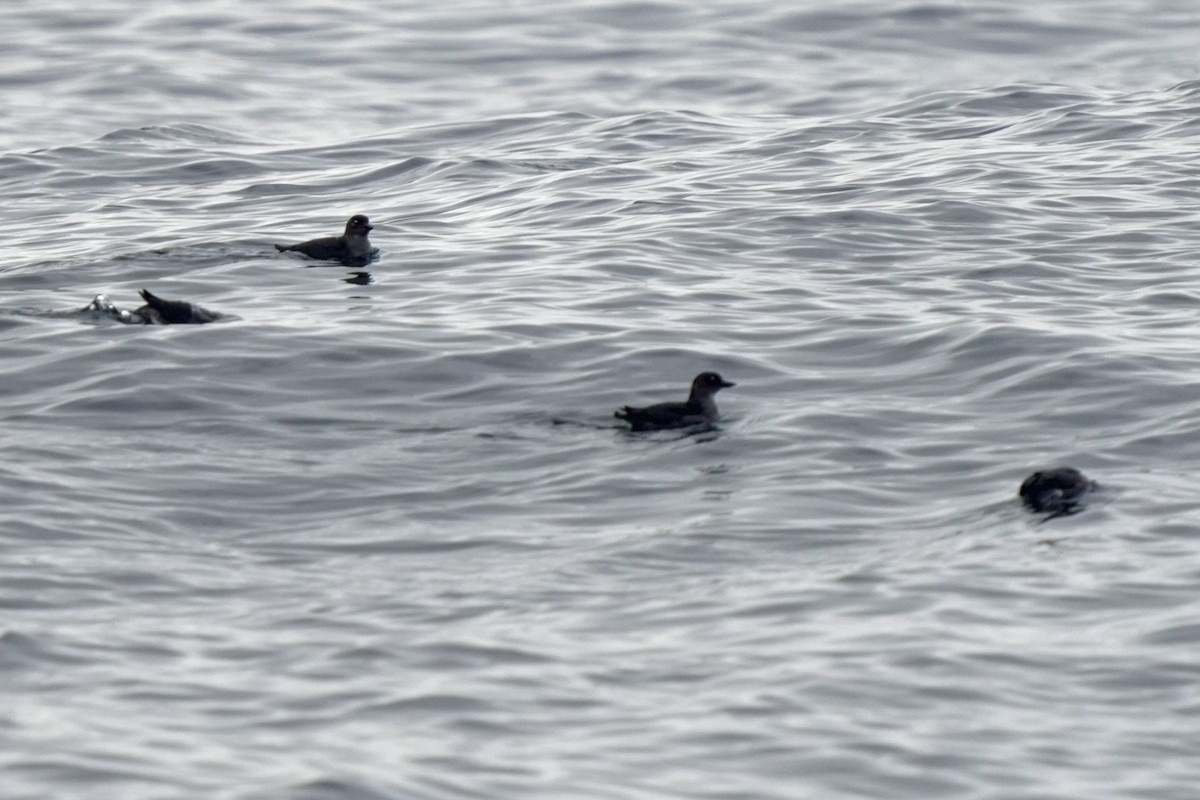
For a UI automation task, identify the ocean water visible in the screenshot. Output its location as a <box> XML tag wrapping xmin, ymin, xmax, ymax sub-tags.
<box><xmin>2</xmin><ymin>1</ymin><xmax>1200</xmax><ymax>798</ymax></box>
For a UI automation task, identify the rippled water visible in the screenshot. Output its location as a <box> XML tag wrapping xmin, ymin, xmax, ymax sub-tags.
<box><xmin>3</xmin><ymin>1</ymin><xmax>1200</xmax><ymax>799</ymax></box>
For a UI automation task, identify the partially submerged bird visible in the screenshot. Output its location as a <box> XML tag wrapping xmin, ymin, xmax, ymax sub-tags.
<box><xmin>132</xmin><ymin>289</ymin><xmax>224</xmax><ymax>324</ymax></box>
<box><xmin>84</xmin><ymin>289</ymin><xmax>224</xmax><ymax>325</ymax></box>
<box><xmin>1019</xmin><ymin>467</ymin><xmax>1092</xmax><ymax>516</ymax></box>
<box><xmin>274</xmin><ymin>214</ymin><xmax>375</xmax><ymax>265</ymax></box>
<box><xmin>615</xmin><ymin>371</ymin><xmax>735</xmax><ymax>431</ymax></box>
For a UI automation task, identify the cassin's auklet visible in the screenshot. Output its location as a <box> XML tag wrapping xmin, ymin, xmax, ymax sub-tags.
<box><xmin>1019</xmin><ymin>467</ymin><xmax>1092</xmax><ymax>516</ymax></box>
<box><xmin>274</xmin><ymin>214</ymin><xmax>375</xmax><ymax>264</ymax></box>
<box><xmin>615</xmin><ymin>371</ymin><xmax>736</xmax><ymax>431</ymax></box>
<box><xmin>84</xmin><ymin>289</ymin><xmax>224</xmax><ymax>325</ymax></box>
<box><xmin>133</xmin><ymin>289</ymin><xmax>223</xmax><ymax>324</ymax></box>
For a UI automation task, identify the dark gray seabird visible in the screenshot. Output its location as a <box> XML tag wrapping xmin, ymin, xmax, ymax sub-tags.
<box><xmin>1019</xmin><ymin>467</ymin><xmax>1092</xmax><ymax>517</ymax></box>
<box><xmin>615</xmin><ymin>371</ymin><xmax>735</xmax><ymax>431</ymax></box>
<box><xmin>85</xmin><ymin>289</ymin><xmax>224</xmax><ymax>324</ymax></box>
<box><xmin>274</xmin><ymin>214</ymin><xmax>374</xmax><ymax>264</ymax></box>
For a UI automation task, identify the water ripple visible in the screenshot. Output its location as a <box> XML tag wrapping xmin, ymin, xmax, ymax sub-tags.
<box><xmin>4</xmin><ymin>2</ymin><xmax>1200</xmax><ymax>799</ymax></box>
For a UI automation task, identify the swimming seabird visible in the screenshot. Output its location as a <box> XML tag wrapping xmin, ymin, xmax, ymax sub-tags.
<box><xmin>615</xmin><ymin>371</ymin><xmax>736</xmax><ymax>431</ymax></box>
<box><xmin>274</xmin><ymin>214</ymin><xmax>375</xmax><ymax>264</ymax></box>
<box><xmin>1019</xmin><ymin>467</ymin><xmax>1092</xmax><ymax>516</ymax></box>
<box><xmin>84</xmin><ymin>289</ymin><xmax>224</xmax><ymax>324</ymax></box>
<box><xmin>132</xmin><ymin>289</ymin><xmax>223</xmax><ymax>324</ymax></box>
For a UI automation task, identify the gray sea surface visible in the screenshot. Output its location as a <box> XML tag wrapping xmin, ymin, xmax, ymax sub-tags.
<box><xmin>3</xmin><ymin>1</ymin><xmax>1200</xmax><ymax>798</ymax></box>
